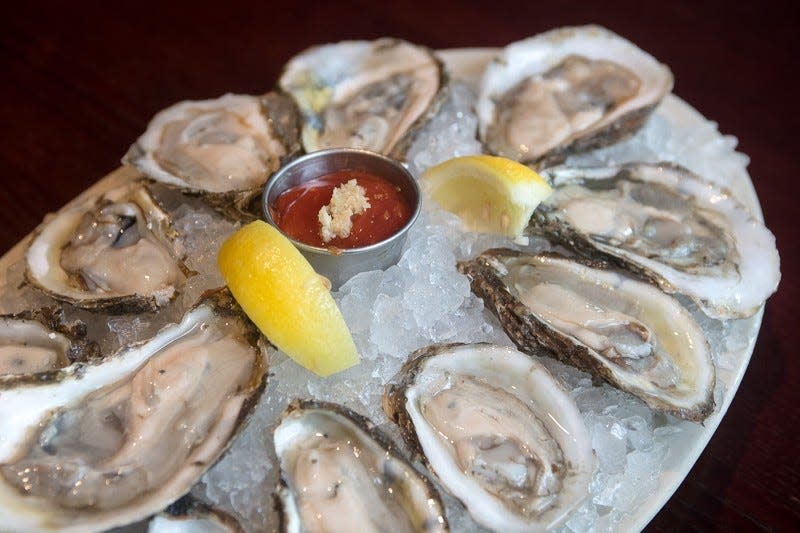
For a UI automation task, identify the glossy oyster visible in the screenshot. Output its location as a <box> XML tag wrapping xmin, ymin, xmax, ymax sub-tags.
<box><xmin>477</xmin><ymin>25</ymin><xmax>673</xmax><ymax>166</ymax></box>
<box><xmin>149</xmin><ymin>495</ymin><xmax>243</xmax><ymax>533</ymax></box>
<box><xmin>458</xmin><ymin>250</ymin><xmax>716</xmax><ymax>421</ymax></box>
<box><xmin>279</xmin><ymin>38</ymin><xmax>445</xmax><ymax>158</ymax></box>
<box><xmin>0</xmin><ymin>307</ymin><xmax>99</xmax><ymax>375</ymax></box>
<box><xmin>274</xmin><ymin>399</ymin><xmax>447</xmax><ymax>533</ymax></box>
<box><xmin>26</xmin><ymin>180</ymin><xmax>189</xmax><ymax>313</ymax></box>
<box><xmin>383</xmin><ymin>343</ymin><xmax>593</xmax><ymax>532</ymax></box>
<box><xmin>0</xmin><ymin>289</ymin><xmax>267</xmax><ymax>532</ymax></box>
<box><xmin>531</xmin><ymin>162</ymin><xmax>780</xmax><ymax>319</ymax></box>
<box><xmin>126</xmin><ymin>92</ymin><xmax>300</xmax><ymax>218</ymax></box>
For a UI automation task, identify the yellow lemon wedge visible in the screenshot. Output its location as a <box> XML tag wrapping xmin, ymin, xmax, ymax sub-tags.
<box><xmin>421</xmin><ymin>155</ymin><xmax>552</xmax><ymax>237</ymax></box>
<box><xmin>217</xmin><ymin>220</ymin><xmax>358</xmax><ymax>377</ymax></box>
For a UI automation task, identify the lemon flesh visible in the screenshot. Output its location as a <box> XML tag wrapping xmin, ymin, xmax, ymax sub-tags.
<box><xmin>421</xmin><ymin>155</ymin><xmax>552</xmax><ymax>237</ymax></box>
<box><xmin>218</xmin><ymin>221</ymin><xmax>358</xmax><ymax>377</ymax></box>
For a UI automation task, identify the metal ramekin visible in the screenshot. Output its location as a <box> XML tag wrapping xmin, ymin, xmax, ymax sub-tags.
<box><xmin>263</xmin><ymin>148</ymin><xmax>421</xmax><ymax>289</ymax></box>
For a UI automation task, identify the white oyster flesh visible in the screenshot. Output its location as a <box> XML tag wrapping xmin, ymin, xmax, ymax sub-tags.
<box><xmin>149</xmin><ymin>515</ymin><xmax>235</xmax><ymax>533</ymax></box>
<box><xmin>0</xmin><ymin>291</ymin><xmax>265</xmax><ymax>532</ymax></box>
<box><xmin>0</xmin><ymin>317</ymin><xmax>70</xmax><ymax>375</ymax></box>
<box><xmin>400</xmin><ymin>344</ymin><xmax>593</xmax><ymax>532</ymax></box>
<box><xmin>477</xmin><ymin>25</ymin><xmax>673</xmax><ymax>163</ymax></box>
<box><xmin>500</xmin><ymin>253</ymin><xmax>715</xmax><ymax>418</ymax></box>
<box><xmin>279</xmin><ymin>38</ymin><xmax>441</xmax><ymax>155</ymax></box>
<box><xmin>129</xmin><ymin>93</ymin><xmax>288</xmax><ymax>193</ymax></box>
<box><xmin>148</xmin><ymin>498</ymin><xmax>241</xmax><ymax>533</ymax></box>
<box><xmin>536</xmin><ymin>163</ymin><xmax>780</xmax><ymax>319</ymax></box>
<box><xmin>273</xmin><ymin>401</ymin><xmax>447</xmax><ymax>533</ymax></box>
<box><xmin>26</xmin><ymin>181</ymin><xmax>186</xmax><ymax>311</ymax></box>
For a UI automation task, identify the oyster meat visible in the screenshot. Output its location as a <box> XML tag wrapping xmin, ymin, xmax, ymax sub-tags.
<box><xmin>126</xmin><ymin>92</ymin><xmax>300</xmax><ymax>218</ymax></box>
<box><xmin>149</xmin><ymin>495</ymin><xmax>243</xmax><ymax>533</ymax></box>
<box><xmin>0</xmin><ymin>307</ymin><xmax>99</xmax><ymax>375</ymax></box>
<box><xmin>274</xmin><ymin>399</ymin><xmax>447</xmax><ymax>533</ymax></box>
<box><xmin>26</xmin><ymin>179</ymin><xmax>189</xmax><ymax>313</ymax></box>
<box><xmin>458</xmin><ymin>250</ymin><xmax>716</xmax><ymax>421</ymax></box>
<box><xmin>279</xmin><ymin>38</ymin><xmax>444</xmax><ymax>158</ymax></box>
<box><xmin>531</xmin><ymin>162</ymin><xmax>780</xmax><ymax>319</ymax></box>
<box><xmin>477</xmin><ymin>25</ymin><xmax>673</xmax><ymax>166</ymax></box>
<box><xmin>0</xmin><ymin>289</ymin><xmax>267</xmax><ymax>532</ymax></box>
<box><xmin>383</xmin><ymin>343</ymin><xmax>593</xmax><ymax>532</ymax></box>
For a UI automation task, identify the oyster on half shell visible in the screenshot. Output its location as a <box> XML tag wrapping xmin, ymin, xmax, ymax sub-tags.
<box><xmin>279</xmin><ymin>38</ymin><xmax>445</xmax><ymax>158</ymax></box>
<box><xmin>383</xmin><ymin>343</ymin><xmax>594</xmax><ymax>532</ymax></box>
<box><xmin>531</xmin><ymin>162</ymin><xmax>780</xmax><ymax>319</ymax></box>
<box><xmin>0</xmin><ymin>289</ymin><xmax>267</xmax><ymax>532</ymax></box>
<box><xmin>149</xmin><ymin>495</ymin><xmax>243</xmax><ymax>533</ymax></box>
<box><xmin>126</xmin><ymin>92</ymin><xmax>301</xmax><ymax>219</ymax></box>
<box><xmin>26</xmin><ymin>180</ymin><xmax>189</xmax><ymax>313</ymax></box>
<box><xmin>274</xmin><ymin>399</ymin><xmax>448</xmax><ymax>533</ymax></box>
<box><xmin>458</xmin><ymin>250</ymin><xmax>716</xmax><ymax>421</ymax></box>
<box><xmin>0</xmin><ymin>307</ymin><xmax>99</xmax><ymax>376</ymax></box>
<box><xmin>477</xmin><ymin>25</ymin><xmax>673</xmax><ymax>167</ymax></box>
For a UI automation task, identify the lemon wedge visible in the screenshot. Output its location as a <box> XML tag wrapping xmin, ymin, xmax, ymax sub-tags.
<box><xmin>421</xmin><ymin>155</ymin><xmax>552</xmax><ymax>237</ymax></box>
<box><xmin>217</xmin><ymin>220</ymin><xmax>358</xmax><ymax>377</ymax></box>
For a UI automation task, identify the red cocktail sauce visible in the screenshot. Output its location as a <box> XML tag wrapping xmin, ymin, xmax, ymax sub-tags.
<box><xmin>270</xmin><ymin>170</ymin><xmax>412</xmax><ymax>249</ymax></box>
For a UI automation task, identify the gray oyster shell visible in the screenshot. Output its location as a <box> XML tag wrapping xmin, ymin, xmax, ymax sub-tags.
<box><xmin>279</xmin><ymin>38</ymin><xmax>447</xmax><ymax>160</ymax></box>
<box><xmin>125</xmin><ymin>92</ymin><xmax>301</xmax><ymax>220</ymax></box>
<box><xmin>477</xmin><ymin>25</ymin><xmax>673</xmax><ymax>168</ymax></box>
<box><xmin>25</xmin><ymin>179</ymin><xmax>191</xmax><ymax>314</ymax></box>
<box><xmin>383</xmin><ymin>342</ymin><xmax>593</xmax><ymax>532</ymax></box>
<box><xmin>149</xmin><ymin>495</ymin><xmax>243</xmax><ymax>533</ymax></box>
<box><xmin>458</xmin><ymin>250</ymin><xmax>715</xmax><ymax>421</ymax></box>
<box><xmin>530</xmin><ymin>162</ymin><xmax>780</xmax><ymax>319</ymax></box>
<box><xmin>0</xmin><ymin>288</ymin><xmax>268</xmax><ymax>532</ymax></box>
<box><xmin>0</xmin><ymin>306</ymin><xmax>100</xmax><ymax>376</ymax></box>
<box><xmin>273</xmin><ymin>398</ymin><xmax>448</xmax><ymax>533</ymax></box>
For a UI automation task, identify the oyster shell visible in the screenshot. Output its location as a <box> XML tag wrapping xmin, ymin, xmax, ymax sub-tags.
<box><xmin>531</xmin><ymin>162</ymin><xmax>780</xmax><ymax>319</ymax></box>
<box><xmin>149</xmin><ymin>495</ymin><xmax>243</xmax><ymax>533</ymax></box>
<box><xmin>273</xmin><ymin>399</ymin><xmax>447</xmax><ymax>533</ymax></box>
<box><xmin>477</xmin><ymin>25</ymin><xmax>673</xmax><ymax>167</ymax></box>
<box><xmin>0</xmin><ymin>289</ymin><xmax>267</xmax><ymax>532</ymax></box>
<box><xmin>279</xmin><ymin>38</ymin><xmax>445</xmax><ymax>158</ymax></box>
<box><xmin>126</xmin><ymin>92</ymin><xmax>300</xmax><ymax>219</ymax></box>
<box><xmin>0</xmin><ymin>307</ymin><xmax>100</xmax><ymax>376</ymax></box>
<box><xmin>26</xmin><ymin>179</ymin><xmax>189</xmax><ymax>313</ymax></box>
<box><xmin>383</xmin><ymin>343</ymin><xmax>593</xmax><ymax>532</ymax></box>
<box><xmin>458</xmin><ymin>250</ymin><xmax>716</xmax><ymax>421</ymax></box>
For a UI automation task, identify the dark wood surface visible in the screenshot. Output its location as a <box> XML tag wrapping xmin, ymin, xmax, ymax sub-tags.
<box><xmin>1</xmin><ymin>1</ymin><xmax>797</xmax><ymax>530</ymax></box>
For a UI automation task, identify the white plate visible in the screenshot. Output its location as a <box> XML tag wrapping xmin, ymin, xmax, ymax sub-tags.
<box><xmin>0</xmin><ymin>48</ymin><xmax>764</xmax><ymax>532</ymax></box>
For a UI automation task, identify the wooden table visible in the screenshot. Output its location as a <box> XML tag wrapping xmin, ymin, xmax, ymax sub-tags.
<box><xmin>1</xmin><ymin>1</ymin><xmax>797</xmax><ymax>530</ymax></box>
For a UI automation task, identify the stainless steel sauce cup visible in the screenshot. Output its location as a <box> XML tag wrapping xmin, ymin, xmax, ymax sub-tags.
<box><xmin>263</xmin><ymin>148</ymin><xmax>421</xmax><ymax>289</ymax></box>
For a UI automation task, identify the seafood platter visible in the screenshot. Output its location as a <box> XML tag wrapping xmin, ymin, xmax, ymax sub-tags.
<box><xmin>0</xmin><ymin>26</ymin><xmax>780</xmax><ymax>532</ymax></box>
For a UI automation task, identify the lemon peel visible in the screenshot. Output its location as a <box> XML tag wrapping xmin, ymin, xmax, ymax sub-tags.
<box><xmin>218</xmin><ymin>220</ymin><xmax>358</xmax><ymax>377</ymax></box>
<box><xmin>421</xmin><ymin>155</ymin><xmax>552</xmax><ymax>237</ymax></box>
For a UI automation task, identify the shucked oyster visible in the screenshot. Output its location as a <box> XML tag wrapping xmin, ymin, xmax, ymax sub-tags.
<box><xmin>458</xmin><ymin>250</ymin><xmax>715</xmax><ymax>421</ymax></box>
<box><xmin>26</xmin><ymin>179</ymin><xmax>189</xmax><ymax>313</ymax></box>
<box><xmin>384</xmin><ymin>343</ymin><xmax>593</xmax><ymax>532</ymax></box>
<box><xmin>0</xmin><ymin>307</ymin><xmax>99</xmax><ymax>376</ymax></box>
<box><xmin>0</xmin><ymin>289</ymin><xmax>267</xmax><ymax>532</ymax></box>
<box><xmin>126</xmin><ymin>92</ymin><xmax>300</xmax><ymax>218</ymax></box>
<box><xmin>274</xmin><ymin>399</ymin><xmax>447</xmax><ymax>533</ymax></box>
<box><xmin>279</xmin><ymin>38</ymin><xmax>445</xmax><ymax>158</ymax></box>
<box><xmin>531</xmin><ymin>163</ymin><xmax>780</xmax><ymax>319</ymax></box>
<box><xmin>149</xmin><ymin>495</ymin><xmax>243</xmax><ymax>533</ymax></box>
<box><xmin>477</xmin><ymin>25</ymin><xmax>673</xmax><ymax>167</ymax></box>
